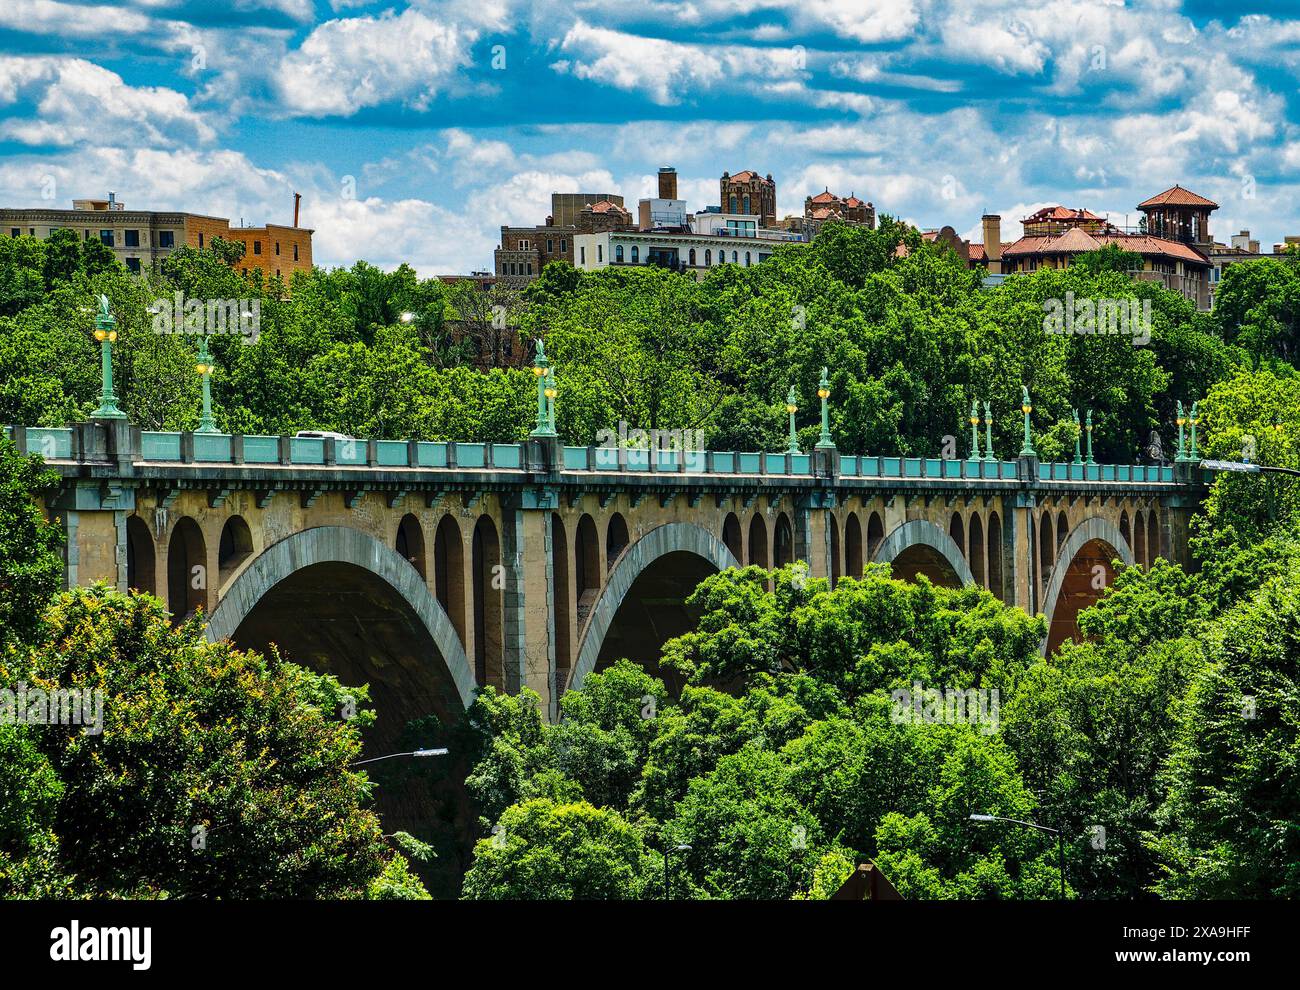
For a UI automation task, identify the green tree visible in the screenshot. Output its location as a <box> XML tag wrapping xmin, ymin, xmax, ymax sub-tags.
<box><xmin>462</xmin><ymin>799</ymin><xmax>649</xmax><ymax>899</ymax></box>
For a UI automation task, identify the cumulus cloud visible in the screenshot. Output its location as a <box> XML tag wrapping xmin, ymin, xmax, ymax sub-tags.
<box><xmin>277</xmin><ymin>7</ymin><xmax>479</xmax><ymax>116</ymax></box>
<box><xmin>551</xmin><ymin>21</ymin><xmax>808</xmax><ymax>105</ymax></box>
<box><xmin>0</xmin><ymin>57</ymin><xmax>215</xmax><ymax>147</ymax></box>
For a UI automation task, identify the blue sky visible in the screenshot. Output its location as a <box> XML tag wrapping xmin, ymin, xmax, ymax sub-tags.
<box><xmin>1</xmin><ymin>0</ymin><xmax>1298</xmax><ymax>274</ymax></box>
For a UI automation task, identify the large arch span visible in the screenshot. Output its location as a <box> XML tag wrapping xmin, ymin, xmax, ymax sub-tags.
<box><xmin>206</xmin><ymin>525</ymin><xmax>477</xmax><ymax>715</ymax></box>
<box><xmin>569</xmin><ymin>522</ymin><xmax>740</xmax><ymax>693</ymax></box>
<box><xmin>871</xmin><ymin>518</ymin><xmax>976</xmax><ymax>588</ymax></box>
<box><xmin>1040</xmin><ymin>516</ymin><xmax>1135</xmax><ymax>656</ymax></box>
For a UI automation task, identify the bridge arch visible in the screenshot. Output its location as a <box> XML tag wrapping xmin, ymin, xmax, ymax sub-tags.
<box><xmin>206</xmin><ymin>525</ymin><xmax>477</xmax><ymax>715</ymax></box>
<box><xmin>570</xmin><ymin>522</ymin><xmax>740</xmax><ymax>693</ymax></box>
<box><xmin>872</xmin><ymin>519</ymin><xmax>975</xmax><ymax>588</ymax></box>
<box><xmin>1041</xmin><ymin>516</ymin><xmax>1135</xmax><ymax>656</ymax></box>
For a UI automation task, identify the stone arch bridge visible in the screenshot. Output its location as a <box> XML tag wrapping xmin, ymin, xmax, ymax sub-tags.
<box><xmin>10</xmin><ymin>419</ymin><xmax>1207</xmax><ymax>727</ymax></box>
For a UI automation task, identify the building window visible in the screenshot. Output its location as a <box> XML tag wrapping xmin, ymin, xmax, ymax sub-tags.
<box><xmin>580</xmin><ymin>246</ymin><xmax>586</xmax><ymax>264</ymax></box>
<box><xmin>519</xmin><ymin>239</ymin><xmax>528</xmax><ymax>250</ymax></box>
<box><xmin>597</xmin><ymin>244</ymin><xmax>603</xmax><ymax>262</ymax></box>
<box><xmin>729</xmin><ymin>195</ymin><xmax>737</xmax><ymax>212</ymax></box>
<box><xmin>125</xmin><ymin>257</ymin><xmax>141</xmax><ymax>273</ymax></box>
<box><xmin>745</xmin><ymin>252</ymin><xmax>751</xmax><ymax>266</ymax></box>
<box><xmin>547</xmin><ymin>239</ymin><xmax>554</xmax><ymax>253</ymax></box>
<box><xmin>198</xmin><ymin>233</ymin><xmax>204</xmax><ymax>248</ymax></box>
<box><xmin>293</xmin><ymin>244</ymin><xmax>299</xmax><ymax>261</ymax></box>
<box><xmin>275</xmin><ymin>241</ymin><xmax>281</xmax><ymax>255</ymax></box>
<box><xmin>704</xmin><ymin>249</ymin><xmax>711</xmax><ymax>266</ymax></box>
<box><xmin>8</xmin><ymin>228</ymin><xmax>17</xmax><ymax>238</ymax></box>
<box><xmin>99</xmin><ymin>229</ymin><xmax>114</xmax><ymax>247</ymax></box>
<box><xmin>526</xmin><ymin>263</ymin><xmax>533</xmax><ymax>275</ymax></box>
<box><xmin>731</xmin><ymin>251</ymin><xmax>737</xmax><ymax>263</ymax></box>
<box><xmin>124</xmin><ymin>229</ymin><xmax>140</xmax><ymax>247</ymax></box>
<box><xmin>253</xmin><ymin>240</ymin><xmax>261</xmax><ymax>255</ymax></box>
<box><xmin>615</xmin><ymin>244</ymin><xmax>624</xmax><ymax>262</ymax></box>
<box><xmin>631</xmin><ymin>246</ymin><xmax>639</xmax><ymax>263</ymax></box>
<box><xmin>689</xmin><ymin>248</ymin><xmax>696</xmax><ymax>266</ymax></box>
<box><xmin>743</xmin><ymin>195</ymin><xmax>751</xmax><ymax>214</ymax></box>
<box><xmin>561</xmin><ymin>240</ymin><xmax>567</xmax><ymax>253</ymax></box>
<box><xmin>158</xmin><ymin>231</ymin><xmax>175</xmax><ymax>248</ymax></box>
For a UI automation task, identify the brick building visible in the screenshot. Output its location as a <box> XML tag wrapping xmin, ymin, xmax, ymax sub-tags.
<box><xmin>720</xmin><ymin>170</ymin><xmax>777</xmax><ymax>226</ymax></box>
<box><xmin>803</xmin><ymin>188</ymin><xmax>875</xmax><ymax>227</ymax></box>
<box><xmin>0</xmin><ymin>191</ymin><xmax>314</xmax><ymax>281</ymax></box>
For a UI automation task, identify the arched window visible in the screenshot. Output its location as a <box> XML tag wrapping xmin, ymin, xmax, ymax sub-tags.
<box><xmin>615</xmin><ymin>244</ymin><xmax>624</xmax><ymax>262</ymax></box>
<box><xmin>729</xmin><ymin>195</ymin><xmax>737</xmax><ymax>212</ymax></box>
<box><xmin>731</xmin><ymin>251</ymin><xmax>737</xmax><ymax>263</ymax></box>
<box><xmin>744</xmin><ymin>252</ymin><xmax>751</xmax><ymax>266</ymax></box>
<box><xmin>631</xmin><ymin>245</ymin><xmax>639</xmax><ymax>263</ymax></box>
<box><xmin>688</xmin><ymin>248</ymin><xmax>696</xmax><ymax>266</ymax></box>
<box><xmin>743</xmin><ymin>194</ymin><xmax>751</xmax><ymax>214</ymax></box>
<box><xmin>704</xmin><ymin>249</ymin><xmax>711</xmax><ymax>266</ymax></box>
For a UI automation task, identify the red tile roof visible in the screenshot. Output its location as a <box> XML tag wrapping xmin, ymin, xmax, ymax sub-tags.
<box><xmin>1138</xmin><ymin>185</ymin><xmax>1219</xmax><ymax>209</ymax></box>
<box><xmin>844</xmin><ymin>196</ymin><xmax>865</xmax><ymax>207</ymax></box>
<box><xmin>1021</xmin><ymin>205</ymin><xmax>1106</xmax><ymax>225</ymax></box>
<box><xmin>810</xmin><ymin>189</ymin><xmax>837</xmax><ymax>204</ymax></box>
<box><xmin>1003</xmin><ymin>230</ymin><xmax>1211</xmax><ymax>266</ymax></box>
<box><xmin>730</xmin><ymin>170</ymin><xmax>761</xmax><ymax>182</ymax></box>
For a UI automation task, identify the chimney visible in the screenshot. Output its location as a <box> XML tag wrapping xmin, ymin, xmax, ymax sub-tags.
<box><xmin>658</xmin><ymin>166</ymin><xmax>677</xmax><ymax>200</ymax></box>
<box><xmin>293</xmin><ymin>192</ymin><xmax>301</xmax><ymax>228</ymax></box>
<box><xmin>981</xmin><ymin>214</ymin><xmax>1002</xmax><ymax>273</ymax></box>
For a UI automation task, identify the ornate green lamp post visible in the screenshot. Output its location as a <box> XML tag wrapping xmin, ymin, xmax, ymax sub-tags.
<box><xmin>530</xmin><ymin>339</ymin><xmax>556</xmax><ymax>438</ymax></box>
<box><xmin>195</xmin><ymin>335</ymin><xmax>218</xmax><ymax>434</ymax></box>
<box><xmin>983</xmin><ymin>401</ymin><xmax>996</xmax><ymax>462</ymax></box>
<box><xmin>968</xmin><ymin>400</ymin><xmax>982</xmax><ymax>461</ymax></box>
<box><xmin>1019</xmin><ymin>387</ymin><xmax>1035</xmax><ymax>457</ymax></box>
<box><xmin>785</xmin><ymin>386</ymin><xmax>800</xmax><ymax>454</ymax></box>
<box><xmin>544</xmin><ymin>367</ymin><xmax>558</xmax><ymax>435</ymax></box>
<box><xmin>1175</xmin><ymin>401</ymin><xmax>1187</xmax><ymax>461</ymax></box>
<box><xmin>91</xmin><ymin>294</ymin><xmax>125</xmax><ymax>419</ymax></box>
<box><xmin>1072</xmin><ymin>409</ymin><xmax>1083</xmax><ymax>465</ymax></box>
<box><xmin>1085</xmin><ymin>409</ymin><xmax>1095</xmax><ymax>465</ymax></box>
<box><xmin>1188</xmin><ymin>402</ymin><xmax>1199</xmax><ymax>461</ymax></box>
<box><xmin>815</xmin><ymin>366</ymin><xmax>835</xmax><ymax>450</ymax></box>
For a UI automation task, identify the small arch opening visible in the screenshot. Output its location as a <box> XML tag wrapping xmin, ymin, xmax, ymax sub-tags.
<box><xmin>218</xmin><ymin>515</ymin><xmax>254</xmax><ymax>586</ymax></box>
<box><xmin>606</xmin><ymin>512</ymin><xmax>630</xmax><ymax>570</ymax></box>
<box><xmin>126</xmin><ymin>515</ymin><xmax>155</xmax><ymax>595</ymax></box>
<box><xmin>167</xmin><ymin>517</ymin><xmax>206</xmax><ymax>620</ymax></box>
<box><xmin>395</xmin><ymin>514</ymin><xmax>426</xmax><ymax>579</ymax></box>
<box><xmin>722</xmin><ymin>512</ymin><xmax>742</xmax><ymax>563</ymax></box>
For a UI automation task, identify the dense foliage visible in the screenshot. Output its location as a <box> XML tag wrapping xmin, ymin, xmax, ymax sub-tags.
<box><xmin>0</xmin><ymin>442</ymin><xmax>428</xmax><ymax>898</ymax></box>
<box><xmin>2</xmin><ymin>221</ymin><xmax>1299</xmax><ymax>899</ymax></box>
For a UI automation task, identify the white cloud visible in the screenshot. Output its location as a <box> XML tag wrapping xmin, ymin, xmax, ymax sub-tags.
<box><xmin>277</xmin><ymin>8</ymin><xmax>478</xmax><ymax>116</ymax></box>
<box><xmin>0</xmin><ymin>57</ymin><xmax>215</xmax><ymax>147</ymax></box>
<box><xmin>551</xmin><ymin>21</ymin><xmax>807</xmax><ymax>105</ymax></box>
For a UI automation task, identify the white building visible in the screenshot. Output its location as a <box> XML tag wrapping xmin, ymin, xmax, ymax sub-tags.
<box><xmin>572</xmin><ymin>227</ymin><xmax>805</xmax><ymax>278</ymax></box>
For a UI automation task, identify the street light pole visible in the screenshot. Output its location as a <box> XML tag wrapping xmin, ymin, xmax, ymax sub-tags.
<box><xmin>786</xmin><ymin>386</ymin><xmax>799</xmax><ymax>454</ymax></box>
<box><xmin>970</xmin><ymin>814</ymin><xmax>1065</xmax><ymax>899</ymax></box>
<box><xmin>195</xmin><ymin>335</ymin><xmax>217</xmax><ymax>433</ymax></box>
<box><xmin>664</xmin><ymin>842</ymin><xmax>691</xmax><ymax>900</ymax></box>
<box><xmin>350</xmin><ymin>747</ymin><xmax>449</xmax><ymax>767</ymax></box>
<box><xmin>91</xmin><ymin>294</ymin><xmax>125</xmax><ymax>419</ymax></box>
